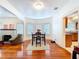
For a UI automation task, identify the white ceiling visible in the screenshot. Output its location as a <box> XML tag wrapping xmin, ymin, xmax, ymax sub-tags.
<box><xmin>8</xmin><ymin>0</ymin><xmax>70</xmax><ymax>19</ymax></box>
<box><xmin>0</xmin><ymin>0</ymin><xmax>70</xmax><ymax>19</ymax></box>
<box><xmin>0</xmin><ymin>6</ymin><xmax>15</xmax><ymax>17</ymax></box>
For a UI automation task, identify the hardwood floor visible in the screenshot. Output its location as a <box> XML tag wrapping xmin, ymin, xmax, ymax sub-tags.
<box><xmin>0</xmin><ymin>40</ymin><xmax>71</xmax><ymax>59</ymax></box>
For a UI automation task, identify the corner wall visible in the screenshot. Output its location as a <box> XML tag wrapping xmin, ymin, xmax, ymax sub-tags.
<box><xmin>0</xmin><ymin>17</ymin><xmax>23</xmax><ymax>41</ymax></box>
<box><xmin>52</xmin><ymin>15</ymin><xmax>65</xmax><ymax>47</ymax></box>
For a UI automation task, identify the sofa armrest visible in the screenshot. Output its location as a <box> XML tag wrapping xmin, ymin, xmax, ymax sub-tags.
<box><xmin>9</xmin><ymin>36</ymin><xmax>17</xmax><ymax>41</ymax></box>
<box><xmin>10</xmin><ymin>34</ymin><xmax>23</xmax><ymax>45</ymax></box>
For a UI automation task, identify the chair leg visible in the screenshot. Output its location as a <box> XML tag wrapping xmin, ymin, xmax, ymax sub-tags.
<box><xmin>40</xmin><ymin>40</ymin><xmax>41</xmax><ymax>46</ymax></box>
<box><xmin>32</xmin><ymin>40</ymin><xmax>33</xmax><ymax>46</ymax></box>
<box><xmin>36</xmin><ymin>40</ymin><xmax>37</xmax><ymax>47</ymax></box>
<box><xmin>44</xmin><ymin>39</ymin><xmax>46</xmax><ymax>45</ymax></box>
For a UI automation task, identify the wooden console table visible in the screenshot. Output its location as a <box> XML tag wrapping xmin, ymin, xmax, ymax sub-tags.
<box><xmin>65</xmin><ymin>32</ymin><xmax>72</xmax><ymax>47</ymax></box>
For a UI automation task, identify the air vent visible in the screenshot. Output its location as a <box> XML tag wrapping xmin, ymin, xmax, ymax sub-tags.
<box><xmin>54</xmin><ymin>7</ymin><xmax>58</xmax><ymax>10</ymax></box>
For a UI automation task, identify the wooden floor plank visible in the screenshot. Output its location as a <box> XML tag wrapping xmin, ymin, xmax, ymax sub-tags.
<box><xmin>0</xmin><ymin>40</ymin><xmax>71</xmax><ymax>59</ymax></box>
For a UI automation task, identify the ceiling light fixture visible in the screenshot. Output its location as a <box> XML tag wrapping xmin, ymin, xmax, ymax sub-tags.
<box><xmin>33</xmin><ymin>1</ymin><xmax>44</xmax><ymax>10</ymax></box>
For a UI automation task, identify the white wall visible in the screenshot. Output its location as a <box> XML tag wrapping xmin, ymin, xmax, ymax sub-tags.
<box><xmin>0</xmin><ymin>17</ymin><xmax>53</xmax><ymax>41</ymax></box>
<box><xmin>52</xmin><ymin>14</ymin><xmax>65</xmax><ymax>47</ymax></box>
<box><xmin>0</xmin><ymin>17</ymin><xmax>23</xmax><ymax>41</ymax></box>
<box><xmin>23</xmin><ymin>17</ymin><xmax>53</xmax><ymax>40</ymax></box>
<box><xmin>0</xmin><ymin>17</ymin><xmax>23</xmax><ymax>24</ymax></box>
<box><xmin>52</xmin><ymin>0</ymin><xmax>79</xmax><ymax>48</ymax></box>
<box><xmin>1</xmin><ymin>0</ymin><xmax>79</xmax><ymax>48</ymax></box>
<box><xmin>58</xmin><ymin>0</ymin><xmax>79</xmax><ymax>17</ymax></box>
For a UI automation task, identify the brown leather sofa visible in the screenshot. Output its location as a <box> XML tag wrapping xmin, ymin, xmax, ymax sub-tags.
<box><xmin>0</xmin><ymin>34</ymin><xmax>22</xmax><ymax>46</ymax></box>
<box><xmin>10</xmin><ymin>34</ymin><xmax>23</xmax><ymax>45</ymax></box>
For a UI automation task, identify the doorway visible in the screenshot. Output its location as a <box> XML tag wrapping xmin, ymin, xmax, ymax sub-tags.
<box><xmin>64</xmin><ymin>11</ymin><xmax>79</xmax><ymax>48</ymax></box>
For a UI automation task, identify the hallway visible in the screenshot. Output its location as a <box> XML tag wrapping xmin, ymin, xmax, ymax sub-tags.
<box><xmin>0</xmin><ymin>40</ymin><xmax>71</xmax><ymax>59</ymax></box>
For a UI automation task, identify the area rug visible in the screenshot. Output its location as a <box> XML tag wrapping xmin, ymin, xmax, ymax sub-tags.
<box><xmin>26</xmin><ymin>43</ymin><xmax>49</xmax><ymax>51</ymax></box>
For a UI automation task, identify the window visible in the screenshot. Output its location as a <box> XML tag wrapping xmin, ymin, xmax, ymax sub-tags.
<box><xmin>27</xmin><ymin>24</ymin><xmax>34</xmax><ymax>34</ymax></box>
<box><xmin>43</xmin><ymin>24</ymin><xmax>50</xmax><ymax>34</ymax></box>
<box><xmin>17</xmin><ymin>24</ymin><xmax>23</xmax><ymax>34</ymax></box>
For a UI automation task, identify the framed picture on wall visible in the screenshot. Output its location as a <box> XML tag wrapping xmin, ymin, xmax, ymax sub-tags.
<box><xmin>4</xmin><ymin>24</ymin><xmax>8</xmax><ymax>29</ymax></box>
<box><xmin>9</xmin><ymin>24</ymin><xmax>15</xmax><ymax>29</ymax></box>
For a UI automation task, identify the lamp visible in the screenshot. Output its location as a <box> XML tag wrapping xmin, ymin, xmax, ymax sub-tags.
<box><xmin>33</xmin><ymin>1</ymin><xmax>44</xmax><ymax>10</ymax></box>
